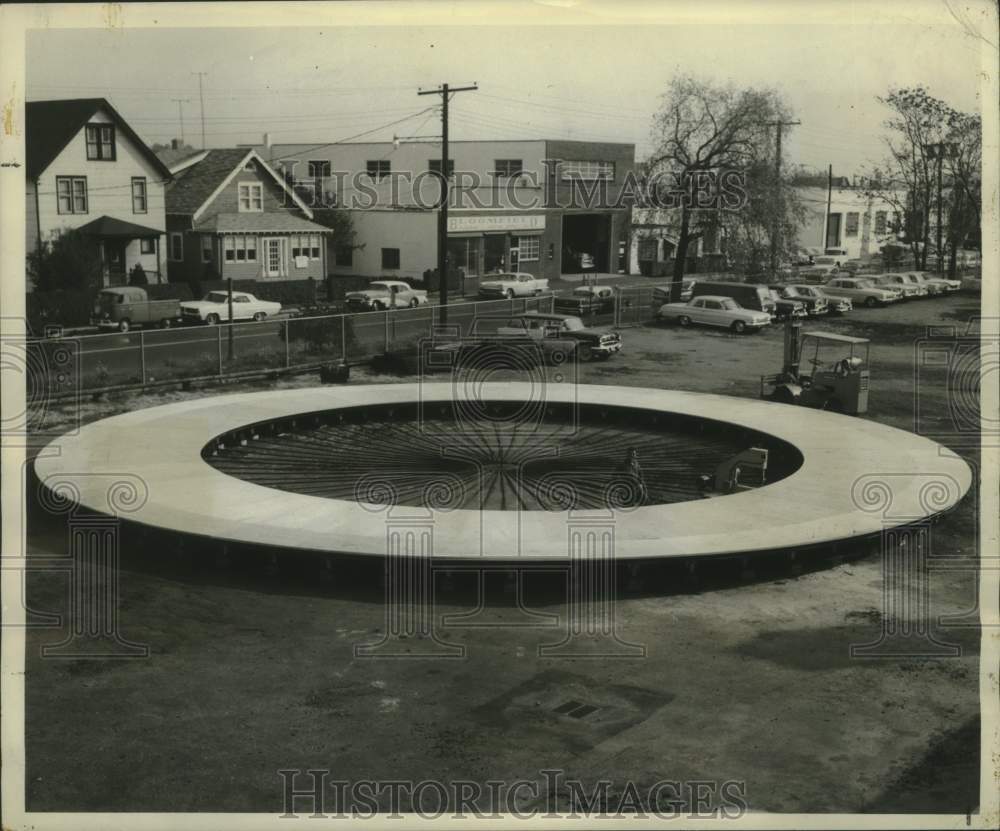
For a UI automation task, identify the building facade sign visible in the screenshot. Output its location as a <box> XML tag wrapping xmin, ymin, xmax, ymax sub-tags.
<box><xmin>447</xmin><ymin>214</ymin><xmax>546</xmax><ymax>233</ymax></box>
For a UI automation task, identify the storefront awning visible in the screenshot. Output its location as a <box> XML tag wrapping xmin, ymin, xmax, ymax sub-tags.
<box><xmin>77</xmin><ymin>215</ymin><xmax>164</xmax><ymax>238</ymax></box>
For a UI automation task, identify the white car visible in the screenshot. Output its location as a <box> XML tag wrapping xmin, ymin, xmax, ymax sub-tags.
<box><xmin>180</xmin><ymin>291</ymin><xmax>282</xmax><ymax>325</ymax></box>
<box><xmin>869</xmin><ymin>273</ymin><xmax>926</xmax><ymax>299</ymax></box>
<box><xmin>823</xmin><ymin>277</ymin><xmax>900</xmax><ymax>308</ymax></box>
<box><xmin>344</xmin><ymin>280</ymin><xmax>429</xmax><ymax>310</ymax></box>
<box><xmin>657</xmin><ymin>295</ymin><xmax>771</xmax><ymax>334</ymax></box>
<box><xmin>478</xmin><ymin>272</ymin><xmax>549</xmax><ymax>299</ymax></box>
<box><xmin>907</xmin><ymin>271</ymin><xmax>961</xmax><ymax>294</ymax></box>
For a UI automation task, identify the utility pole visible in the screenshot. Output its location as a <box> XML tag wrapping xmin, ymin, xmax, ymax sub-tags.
<box><xmin>764</xmin><ymin>119</ymin><xmax>800</xmax><ymax>277</ymax></box>
<box><xmin>192</xmin><ymin>72</ymin><xmax>208</xmax><ymax>150</ymax></box>
<box><xmin>824</xmin><ymin>164</ymin><xmax>833</xmax><ymax>251</ymax></box>
<box><xmin>418</xmin><ymin>82</ymin><xmax>478</xmax><ymax>324</ymax></box>
<box><xmin>170</xmin><ymin>98</ymin><xmax>191</xmax><ymax>145</ymax></box>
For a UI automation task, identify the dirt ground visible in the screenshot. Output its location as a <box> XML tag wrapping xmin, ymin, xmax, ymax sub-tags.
<box><xmin>21</xmin><ymin>291</ymin><xmax>985</xmax><ymax>815</ymax></box>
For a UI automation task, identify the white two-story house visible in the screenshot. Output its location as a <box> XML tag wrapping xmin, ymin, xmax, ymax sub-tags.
<box><xmin>26</xmin><ymin>98</ymin><xmax>172</xmax><ymax>287</ymax></box>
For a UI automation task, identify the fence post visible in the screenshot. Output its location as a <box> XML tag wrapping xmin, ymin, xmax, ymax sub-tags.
<box><xmin>217</xmin><ymin>325</ymin><xmax>223</xmax><ymax>376</ymax></box>
<box><xmin>138</xmin><ymin>330</ymin><xmax>146</xmax><ymax>386</ymax></box>
<box><xmin>384</xmin><ymin>310</ymin><xmax>391</xmax><ymax>353</ymax></box>
<box><xmin>284</xmin><ymin>318</ymin><xmax>291</xmax><ymax>368</ymax></box>
<box><xmin>340</xmin><ymin>314</ymin><xmax>347</xmax><ymax>363</ymax></box>
<box><xmin>613</xmin><ymin>288</ymin><xmax>621</xmax><ymax>327</ymax></box>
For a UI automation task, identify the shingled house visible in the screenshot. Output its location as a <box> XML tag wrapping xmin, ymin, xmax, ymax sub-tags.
<box><xmin>26</xmin><ymin>98</ymin><xmax>172</xmax><ymax>286</ymax></box>
<box><xmin>163</xmin><ymin>148</ymin><xmax>331</xmax><ymax>283</ymax></box>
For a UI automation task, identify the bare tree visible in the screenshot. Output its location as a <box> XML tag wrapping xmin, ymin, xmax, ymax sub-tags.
<box><xmin>648</xmin><ymin>75</ymin><xmax>791</xmax><ymax>298</ymax></box>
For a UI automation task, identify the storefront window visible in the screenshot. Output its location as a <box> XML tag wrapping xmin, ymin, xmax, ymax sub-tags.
<box><xmin>447</xmin><ymin>238</ymin><xmax>481</xmax><ymax>276</ymax></box>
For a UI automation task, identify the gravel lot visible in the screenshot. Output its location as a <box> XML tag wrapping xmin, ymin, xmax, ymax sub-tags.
<box><xmin>23</xmin><ymin>291</ymin><xmax>983</xmax><ymax>814</ymax></box>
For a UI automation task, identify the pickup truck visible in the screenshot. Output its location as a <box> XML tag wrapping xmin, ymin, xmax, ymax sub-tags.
<box><xmin>92</xmin><ymin>286</ymin><xmax>182</xmax><ymax>332</ymax></box>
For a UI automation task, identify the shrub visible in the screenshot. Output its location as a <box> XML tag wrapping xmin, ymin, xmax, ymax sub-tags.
<box><xmin>27</xmin><ymin>229</ymin><xmax>104</xmax><ymax>293</ymax></box>
<box><xmin>128</xmin><ymin>263</ymin><xmax>148</xmax><ymax>286</ymax></box>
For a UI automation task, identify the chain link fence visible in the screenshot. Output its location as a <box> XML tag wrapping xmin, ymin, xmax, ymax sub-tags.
<box><xmin>23</xmin><ymin>294</ymin><xmax>559</xmax><ymax>401</ymax></box>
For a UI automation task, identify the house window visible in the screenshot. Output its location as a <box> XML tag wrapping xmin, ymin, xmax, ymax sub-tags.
<box><xmin>366</xmin><ymin>160</ymin><xmax>391</xmax><ymax>181</ymax></box>
<box><xmin>381</xmin><ymin>247</ymin><xmax>400</xmax><ymax>269</ymax></box>
<box><xmin>518</xmin><ymin>236</ymin><xmax>540</xmax><ymax>262</ymax></box>
<box><xmin>309</xmin><ymin>234</ymin><xmax>321</xmax><ymax>259</ymax></box>
<box><xmin>874</xmin><ymin>210</ymin><xmax>887</xmax><ymax>235</ymax></box>
<box><xmin>56</xmin><ymin>176</ymin><xmax>88</xmax><ymax>214</ymax></box>
<box><xmin>335</xmin><ymin>245</ymin><xmax>353</xmax><ymax>267</ymax></box>
<box><xmin>560</xmin><ymin>160</ymin><xmax>614</xmax><ymax>181</ymax></box>
<box><xmin>238</xmin><ymin>183</ymin><xmax>264</xmax><ymax>212</ymax></box>
<box><xmin>844</xmin><ymin>212</ymin><xmax>859</xmax><ymax>237</ymax></box>
<box><xmin>291</xmin><ymin>235</ymin><xmax>303</xmax><ymax>259</ymax></box>
<box><xmin>140</xmin><ymin>238</ymin><xmax>155</xmax><ymax>255</ymax></box>
<box><xmin>223</xmin><ymin>235</ymin><xmax>257</xmax><ymax>262</ymax></box>
<box><xmin>169</xmin><ymin>232</ymin><xmax>184</xmax><ymax>262</ymax></box>
<box><xmin>131</xmin><ymin>177</ymin><xmax>148</xmax><ymax>214</ymax></box>
<box><xmin>494</xmin><ymin>159</ymin><xmax>523</xmax><ymax>178</ymax></box>
<box><xmin>85</xmin><ymin>125</ymin><xmax>116</xmax><ymax>161</ymax></box>
<box><xmin>308</xmin><ymin>160</ymin><xmax>331</xmax><ymax>178</ymax></box>
<box><xmin>428</xmin><ymin>159</ymin><xmax>455</xmax><ymax>177</ymax></box>
<box><xmin>201</xmin><ymin>235</ymin><xmax>213</xmax><ymax>263</ymax></box>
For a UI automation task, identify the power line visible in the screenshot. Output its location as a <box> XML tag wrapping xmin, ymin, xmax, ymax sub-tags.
<box><xmin>169</xmin><ymin>98</ymin><xmax>191</xmax><ymax>144</ymax></box>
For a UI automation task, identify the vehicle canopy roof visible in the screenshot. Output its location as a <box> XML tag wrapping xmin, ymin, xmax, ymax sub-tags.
<box><xmin>99</xmin><ymin>286</ymin><xmax>147</xmax><ymax>298</ymax></box>
<box><xmin>802</xmin><ymin>331</ymin><xmax>870</xmax><ymax>345</ymax></box>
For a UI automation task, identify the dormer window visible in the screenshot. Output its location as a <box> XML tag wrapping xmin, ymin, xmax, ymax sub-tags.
<box><xmin>85</xmin><ymin>125</ymin><xmax>116</xmax><ymax>161</ymax></box>
<box><xmin>238</xmin><ymin>182</ymin><xmax>264</xmax><ymax>212</ymax></box>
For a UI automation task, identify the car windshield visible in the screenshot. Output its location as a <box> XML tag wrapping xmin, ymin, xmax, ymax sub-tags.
<box><xmin>560</xmin><ymin>317</ymin><xmax>585</xmax><ymax>331</ymax></box>
<box><xmin>719</xmin><ymin>299</ymin><xmax>740</xmax><ymax>310</ymax></box>
<box><xmin>204</xmin><ymin>292</ymin><xmax>229</xmax><ymax>303</ymax></box>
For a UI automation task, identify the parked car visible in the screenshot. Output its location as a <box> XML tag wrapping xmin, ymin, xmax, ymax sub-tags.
<box><xmin>657</xmin><ymin>296</ymin><xmax>772</xmax><ymax>334</ymax></box>
<box><xmin>798</xmin><ymin>256</ymin><xmax>844</xmax><ymax>281</ymax></box>
<box><xmin>822</xmin><ymin>277</ymin><xmax>900</xmax><ymax>308</ymax></box>
<box><xmin>907</xmin><ymin>271</ymin><xmax>961</xmax><ymax>293</ymax></box>
<box><xmin>92</xmin><ymin>286</ymin><xmax>181</xmax><ymax>332</ymax></box>
<box><xmin>555</xmin><ymin>284</ymin><xmax>615</xmax><ymax>316</ymax></box>
<box><xmin>868</xmin><ymin>273</ymin><xmax>926</xmax><ymax>299</ymax></box>
<box><xmin>690</xmin><ymin>281</ymin><xmax>777</xmax><ymax>316</ymax></box>
<box><xmin>824</xmin><ymin>247</ymin><xmax>850</xmax><ymax>260</ymax></box>
<box><xmin>478</xmin><ymin>272</ymin><xmax>549</xmax><ymax>299</ymax></box>
<box><xmin>180</xmin><ymin>291</ymin><xmax>282</xmax><ymax>325</ymax></box>
<box><xmin>775</xmin><ymin>284</ymin><xmax>830</xmax><ymax>316</ymax></box>
<box><xmin>512</xmin><ymin>311</ymin><xmax>622</xmax><ymax>360</ymax></box>
<box><xmin>344</xmin><ymin>280</ymin><xmax>429</xmax><ymax>311</ymax></box>
<box><xmin>767</xmin><ymin>289</ymin><xmax>808</xmax><ymax>320</ymax></box>
<box><xmin>650</xmin><ymin>279</ymin><xmax>696</xmax><ymax>309</ymax></box>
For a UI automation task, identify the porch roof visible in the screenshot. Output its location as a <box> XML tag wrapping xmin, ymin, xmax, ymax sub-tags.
<box><xmin>77</xmin><ymin>215</ymin><xmax>164</xmax><ymax>238</ymax></box>
<box><xmin>193</xmin><ymin>212</ymin><xmax>332</xmax><ymax>234</ymax></box>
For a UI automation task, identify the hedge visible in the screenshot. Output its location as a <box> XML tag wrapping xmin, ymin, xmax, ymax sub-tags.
<box><xmin>26</xmin><ymin>289</ymin><xmax>96</xmax><ymax>334</ymax></box>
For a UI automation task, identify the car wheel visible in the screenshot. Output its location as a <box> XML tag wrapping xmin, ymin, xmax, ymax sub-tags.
<box><xmin>118</xmin><ymin>319</ymin><xmax>131</xmax><ymax>333</ymax></box>
<box><xmin>731</xmin><ymin>320</ymin><xmax>747</xmax><ymax>334</ymax></box>
<box><xmin>864</xmin><ymin>296</ymin><xmax>877</xmax><ymax>308</ymax></box>
<box><xmin>372</xmin><ymin>301</ymin><xmax>384</xmax><ymax>311</ymax></box>
<box><xmin>253</xmin><ymin>312</ymin><xmax>266</xmax><ymax>322</ymax></box>
<box><xmin>678</xmin><ymin>315</ymin><xmax>691</xmax><ymax>327</ymax></box>
<box><xmin>159</xmin><ymin>318</ymin><xmax>172</xmax><ymax>330</ymax></box>
<box><xmin>505</xmin><ymin>289</ymin><xmax>515</xmax><ymax>300</ymax></box>
<box><xmin>206</xmin><ymin>314</ymin><xmax>220</xmax><ymax>326</ymax></box>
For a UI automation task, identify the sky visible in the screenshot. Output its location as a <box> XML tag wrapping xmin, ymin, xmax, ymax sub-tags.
<box><xmin>25</xmin><ymin>20</ymin><xmax>984</xmax><ymax>178</ymax></box>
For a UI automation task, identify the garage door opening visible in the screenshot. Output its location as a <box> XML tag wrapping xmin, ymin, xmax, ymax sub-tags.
<box><xmin>562</xmin><ymin>214</ymin><xmax>611</xmax><ymax>274</ymax></box>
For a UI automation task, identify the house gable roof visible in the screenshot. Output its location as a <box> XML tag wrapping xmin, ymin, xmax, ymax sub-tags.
<box><xmin>25</xmin><ymin>98</ymin><xmax>172</xmax><ymax>180</ymax></box>
<box><xmin>166</xmin><ymin>148</ymin><xmax>314</xmax><ymax>220</ymax></box>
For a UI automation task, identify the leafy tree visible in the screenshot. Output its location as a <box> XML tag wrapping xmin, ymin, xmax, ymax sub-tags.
<box><xmin>648</xmin><ymin>75</ymin><xmax>795</xmax><ymax>298</ymax></box>
<box><xmin>27</xmin><ymin>228</ymin><xmax>104</xmax><ymax>293</ymax></box>
<box><xmin>862</xmin><ymin>87</ymin><xmax>957</xmax><ymax>271</ymax></box>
